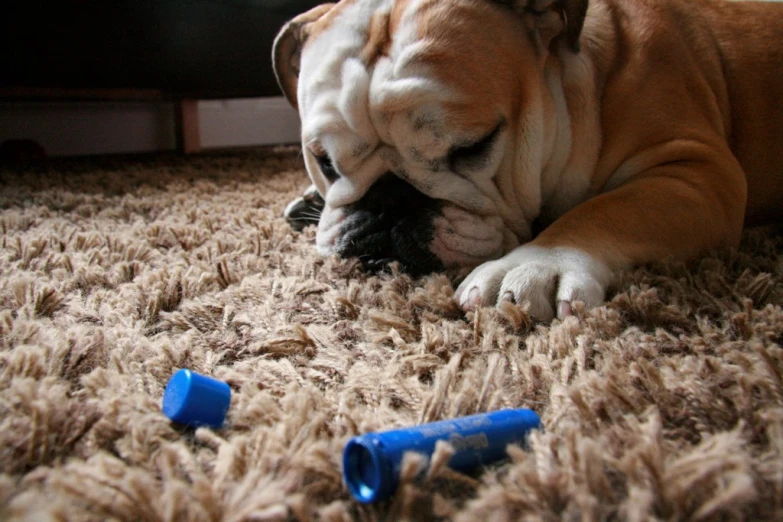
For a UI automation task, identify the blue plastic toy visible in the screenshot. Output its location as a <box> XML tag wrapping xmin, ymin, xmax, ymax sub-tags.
<box><xmin>342</xmin><ymin>408</ymin><xmax>541</xmax><ymax>503</ymax></box>
<box><xmin>162</xmin><ymin>369</ymin><xmax>231</xmax><ymax>428</ymax></box>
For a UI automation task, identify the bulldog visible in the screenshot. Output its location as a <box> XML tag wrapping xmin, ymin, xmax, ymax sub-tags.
<box><xmin>274</xmin><ymin>0</ymin><xmax>783</xmax><ymax>321</ymax></box>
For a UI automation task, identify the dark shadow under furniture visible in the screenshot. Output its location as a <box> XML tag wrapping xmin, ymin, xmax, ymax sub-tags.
<box><xmin>1</xmin><ymin>0</ymin><xmax>321</xmax><ymax>153</ymax></box>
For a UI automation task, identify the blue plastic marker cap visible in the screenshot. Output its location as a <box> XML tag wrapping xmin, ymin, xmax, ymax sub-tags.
<box><xmin>162</xmin><ymin>369</ymin><xmax>231</xmax><ymax>428</ymax></box>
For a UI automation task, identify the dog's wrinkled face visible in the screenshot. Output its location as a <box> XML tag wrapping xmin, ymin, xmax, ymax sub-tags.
<box><xmin>276</xmin><ymin>0</ymin><xmax>565</xmax><ymax>274</ymax></box>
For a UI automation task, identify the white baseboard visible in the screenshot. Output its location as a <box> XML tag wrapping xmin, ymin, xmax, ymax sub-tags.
<box><xmin>0</xmin><ymin>101</ymin><xmax>177</xmax><ymax>157</ymax></box>
<box><xmin>198</xmin><ymin>98</ymin><xmax>301</xmax><ymax>149</ymax></box>
<box><xmin>0</xmin><ymin>96</ymin><xmax>301</xmax><ymax>157</ymax></box>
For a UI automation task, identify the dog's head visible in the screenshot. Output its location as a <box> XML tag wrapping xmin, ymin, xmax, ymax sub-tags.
<box><xmin>274</xmin><ymin>0</ymin><xmax>588</xmax><ymax>274</ymax></box>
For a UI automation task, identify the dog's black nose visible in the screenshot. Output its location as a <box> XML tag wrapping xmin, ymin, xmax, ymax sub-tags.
<box><xmin>336</xmin><ymin>174</ymin><xmax>444</xmax><ymax>276</ymax></box>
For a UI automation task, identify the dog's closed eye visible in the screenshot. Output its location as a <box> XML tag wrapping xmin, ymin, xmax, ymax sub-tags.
<box><xmin>448</xmin><ymin>124</ymin><xmax>502</xmax><ymax>172</ymax></box>
<box><xmin>315</xmin><ymin>154</ymin><xmax>340</xmax><ymax>182</ymax></box>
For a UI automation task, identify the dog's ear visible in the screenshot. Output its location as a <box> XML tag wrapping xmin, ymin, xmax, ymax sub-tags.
<box><xmin>496</xmin><ymin>0</ymin><xmax>589</xmax><ymax>52</ymax></box>
<box><xmin>272</xmin><ymin>4</ymin><xmax>334</xmax><ymax>110</ymax></box>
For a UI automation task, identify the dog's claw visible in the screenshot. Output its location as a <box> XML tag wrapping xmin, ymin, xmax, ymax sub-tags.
<box><xmin>557</xmin><ymin>300</ymin><xmax>573</xmax><ymax>320</ymax></box>
<box><xmin>460</xmin><ymin>287</ymin><xmax>483</xmax><ymax>310</ymax></box>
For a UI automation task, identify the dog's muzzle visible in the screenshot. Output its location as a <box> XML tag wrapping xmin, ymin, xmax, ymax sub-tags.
<box><xmin>285</xmin><ymin>175</ymin><xmax>445</xmax><ymax>275</ymax></box>
<box><xmin>334</xmin><ymin>174</ymin><xmax>444</xmax><ymax>275</ymax></box>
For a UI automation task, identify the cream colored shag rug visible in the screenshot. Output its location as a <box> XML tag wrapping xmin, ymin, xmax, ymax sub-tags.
<box><xmin>1</xmin><ymin>148</ymin><xmax>782</xmax><ymax>521</ymax></box>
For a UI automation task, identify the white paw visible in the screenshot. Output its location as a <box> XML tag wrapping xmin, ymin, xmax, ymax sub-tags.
<box><xmin>455</xmin><ymin>245</ymin><xmax>613</xmax><ymax>321</ymax></box>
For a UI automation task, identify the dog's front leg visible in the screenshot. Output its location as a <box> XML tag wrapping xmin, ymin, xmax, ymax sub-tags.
<box><xmin>456</xmin><ymin>155</ymin><xmax>747</xmax><ymax>321</ymax></box>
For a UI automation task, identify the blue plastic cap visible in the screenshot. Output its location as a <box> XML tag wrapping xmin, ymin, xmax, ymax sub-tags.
<box><xmin>162</xmin><ymin>369</ymin><xmax>231</xmax><ymax>428</ymax></box>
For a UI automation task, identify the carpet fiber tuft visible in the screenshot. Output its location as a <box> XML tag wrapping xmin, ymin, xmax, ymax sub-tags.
<box><xmin>1</xmin><ymin>148</ymin><xmax>782</xmax><ymax>520</ymax></box>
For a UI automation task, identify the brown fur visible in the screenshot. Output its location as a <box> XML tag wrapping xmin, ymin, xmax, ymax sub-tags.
<box><xmin>534</xmin><ymin>0</ymin><xmax>783</xmax><ymax>267</ymax></box>
<box><xmin>404</xmin><ymin>0</ymin><xmax>783</xmax><ymax>269</ymax></box>
<box><xmin>361</xmin><ymin>12</ymin><xmax>392</xmax><ymax>66</ymax></box>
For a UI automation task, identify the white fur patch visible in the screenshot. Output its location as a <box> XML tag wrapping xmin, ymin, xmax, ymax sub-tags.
<box><xmin>316</xmin><ymin>206</ymin><xmax>346</xmax><ymax>256</ymax></box>
<box><xmin>455</xmin><ymin>245</ymin><xmax>613</xmax><ymax>321</ymax></box>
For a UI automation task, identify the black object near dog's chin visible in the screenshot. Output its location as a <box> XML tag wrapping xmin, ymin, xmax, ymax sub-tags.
<box><xmin>285</xmin><ymin>186</ymin><xmax>325</xmax><ymax>232</ymax></box>
<box><xmin>335</xmin><ymin>175</ymin><xmax>445</xmax><ymax>276</ymax></box>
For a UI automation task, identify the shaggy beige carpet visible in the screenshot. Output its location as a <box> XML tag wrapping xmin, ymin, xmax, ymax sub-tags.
<box><xmin>1</xmin><ymin>147</ymin><xmax>782</xmax><ymax>521</ymax></box>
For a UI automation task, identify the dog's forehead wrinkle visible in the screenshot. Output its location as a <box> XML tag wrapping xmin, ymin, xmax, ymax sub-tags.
<box><xmin>300</xmin><ymin>0</ymin><xmax>474</xmax><ymax>164</ymax></box>
<box><xmin>301</xmin><ymin>0</ymin><xmax>499</xmax><ymax>205</ymax></box>
<box><xmin>413</xmin><ymin>111</ymin><xmax>440</xmax><ymax>131</ymax></box>
<box><xmin>299</xmin><ymin>0</ymin><xmax>392</xmax><ymax>136</ymax></box>
<box><xmin>404</xmin><ymin>146</ymin><xmax>443</xmax><ymax>170</ymax></box>
<box><xmin>392</xmin><ymin>41</ymin><xmax>433</xmax><ymax>74</ymax></box>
